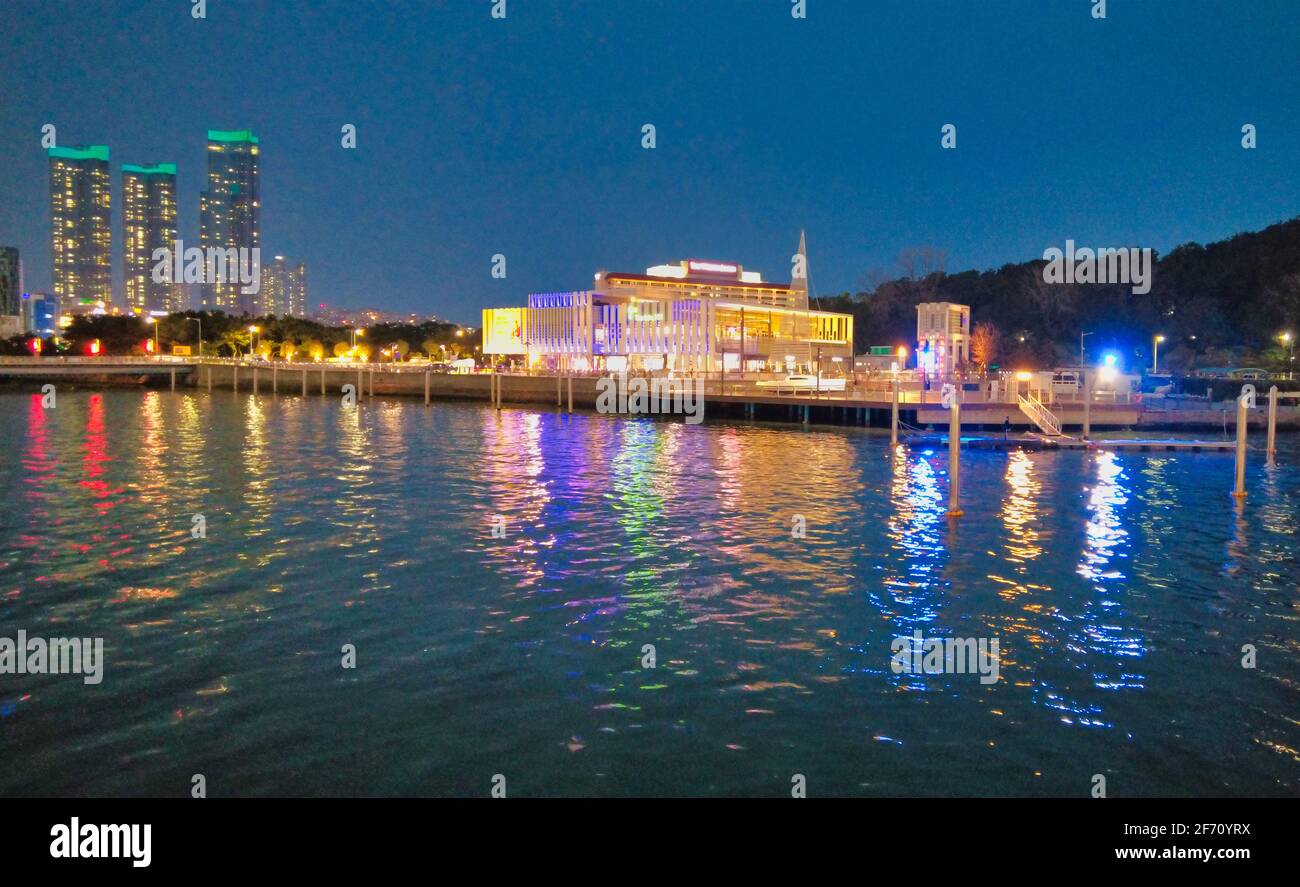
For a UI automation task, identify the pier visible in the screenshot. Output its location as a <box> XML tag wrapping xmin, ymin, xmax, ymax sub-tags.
<box><xmin>902</xmin><ymin>434</ymin><xmax>1238</xmax><ymax>452</ymax></box>
<box><xmin>5</xmin><ymin>358</ymin><xmax>1300</xmax><ymax>435</ymax></box>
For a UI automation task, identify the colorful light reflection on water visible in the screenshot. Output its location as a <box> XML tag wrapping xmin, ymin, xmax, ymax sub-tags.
<box><xmin>0</xmin><ymin>391</ymin><xmax>1296</xmax><ymax>796</ymax></box>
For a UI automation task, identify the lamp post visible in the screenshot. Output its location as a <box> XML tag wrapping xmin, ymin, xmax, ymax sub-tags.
<box><xmin>1152</xmin><ymin>334</ymin><xmax>1165</xmax><ymax>374</ymax></box>
<box><xmin>1281</xmin><ymin>332</ymin><xmax>1294</xmax><ymax>381</ymax></box>
<box><xmin>249</xmin><ymin>325</ymin><xmax>260</xmax><ymax>358</ymax></box>
<box><xmin>188</xmin><ymin>317</ymin><xmax>202</xmax><ymax>357</ymax></box>
<box><xmin>146</xmin><ymin>316</ymin><xmax>159</xmax><ymax>356</ymax></box>
<box><xmin>351</xmin><ymin>326</ymin><xmax>364</xmax><ymax>360</ymax></box>
<box><xmin>1079</xmin><ymin>331</ymin><xmax>1092</xmax><ymax>370</ymax></box>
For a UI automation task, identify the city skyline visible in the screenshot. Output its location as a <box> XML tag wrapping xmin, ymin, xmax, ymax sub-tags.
<box><xmin>24</xmin><ymin>127</ymin><xmax>311</xmax><ymax>321</ymax></box>
<box><xmin>1</xmin><ymin>1</ymin><xmax>1295</xmax><ymax>326</ymax></box>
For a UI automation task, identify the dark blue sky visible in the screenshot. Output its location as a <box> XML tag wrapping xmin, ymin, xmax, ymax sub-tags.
<box><xmin>2</xmin><ymin>0</ymin><xmax>1296</xmax><ymax>324</ymax></box>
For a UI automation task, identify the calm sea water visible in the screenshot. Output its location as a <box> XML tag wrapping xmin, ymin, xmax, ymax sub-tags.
<box><xmin>0</xmin><ymin>389</ymin><xmax>1296</xmax><ymax>797</ymax></box>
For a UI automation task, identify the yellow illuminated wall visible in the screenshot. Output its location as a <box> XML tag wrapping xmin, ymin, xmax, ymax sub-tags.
<box><xmin>482</xmin><ymin>307</ymin><xmax>527</xmax><ymax>354</ymax></box>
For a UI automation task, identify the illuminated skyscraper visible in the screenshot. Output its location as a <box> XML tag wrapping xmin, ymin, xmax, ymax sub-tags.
<box><xmin>199</xmin><ymin>130</ymin><xmax>260</xmax><ymax>313</ymax></box>
<box><xmin>123</xmin><ymin>163</ymin><xmax>184</xmax><ymax>313</ymax></box>
<box><xmin>48</xmin><ymin>145</ymin><xmax>112</xmax><ymax>309</ymax></box>
<box><xmin>260</xmin><ymin>255</ymin><xmax>308</xmax><ymax>317</ymax></box>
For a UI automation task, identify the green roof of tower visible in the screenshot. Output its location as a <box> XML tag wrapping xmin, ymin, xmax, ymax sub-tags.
<box><xmin>207</xmin><ymin>130</ymin><xmax>259</xmax><ymax>144</ymax></box>
<box><xmin>122</xmin><ymin>163</ymin><xmax>177</xmax><ymax>175</ymax></box>
<box><xmin>48</xmin><ymin>145</ymin><xmax>110</xmax><ymax>162</ymax></box>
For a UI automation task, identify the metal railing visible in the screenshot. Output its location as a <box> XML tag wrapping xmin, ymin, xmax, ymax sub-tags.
<box><xmin>1018</xmin><ymin>393</ymin><xmax>1062</xmax><ymax>436</ymax></box>
<box><xmin>0</xmin><ymin>355</ymin><xmax>191</xmax><ymax>366</ymax></box>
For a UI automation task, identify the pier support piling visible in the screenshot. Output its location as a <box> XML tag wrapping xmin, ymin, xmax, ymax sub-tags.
<box><xmin>169</xmin><ymin>369</ymin><xmax>175</xmax><ymax>392</ymax></box>
<box><xmin>357</xmin><ymin>366</ymin><xmax>363</xmax><ymax>401</ymax></box>
<box><xmin>567</xmin><ymin>375</ymin><xmax>573</xmax><ymax>414</ymax></box>
<box><xmin>272</xmin><ymin>366</ymin><xmax>278</xmax><ymax>394</ymax></box>
<box><xmin>302</xmin><ymin>368</ymin><xmax>308</xmax><ymax>396</ymax></box>
<box><xmin>207</xmin><ymin>366</ymin><xmax>212</xmax><ymax>392</ymax></box>
<box><xmin>233</xmin><ymin>365</ymin><xmax>238</xmax><ymax>392</ymax></box>
<box><xmin>947</xmin><ymin>401</ymin><xmax>963</xmax><ymax>517</ymax></box>
<box><xmin>1083</xmin><ymin>370</ymin><xmax>1092</xmax><ymax>440</ymax></box>
<box><xmin>557</xmin><ymin>373</ymin><xmax>562</xmax><ymax>407</ymax></box>
<box><xmin>253</xmin><ymin>367</ymin><xmax>258</xmax><ymax>394</ymax></box>
<box><xmin>1233</xmin><ymin>394</ymin><xmax>1249</xmax><ymax>499</ymax></box>
<box><xmin>424</xmin><ymin>370</ymin><xmax>430</xmax><ymax>406</ymax></box>
<box><xmin>890</xmin><ymin>379</ymin><xmax>899</xmax><ymax>445</ymax></box>
<box><xmin>1267</xmin><ymin>385</ymin><xmax>1278</xmax><ymax>465</ymax></box>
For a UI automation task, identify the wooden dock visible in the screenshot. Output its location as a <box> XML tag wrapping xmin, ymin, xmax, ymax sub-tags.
<box><xmin>903</xmin><ymin>433</ymin><xmax>1236</xmax><ymax>452</ymax></box>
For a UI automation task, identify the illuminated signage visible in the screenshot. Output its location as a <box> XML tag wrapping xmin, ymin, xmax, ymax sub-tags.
<box><xmin>482</xmin><ymin>308</ymin><xmax>527</xmax><ymax>355</ymax></box>
<box><xmin>687</xmin><ymin>260</ymin><xmax>739</xmax><ymax>276</ymax></box>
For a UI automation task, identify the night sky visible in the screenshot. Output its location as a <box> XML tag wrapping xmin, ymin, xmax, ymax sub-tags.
<box><xmin>2</xmin><ymin>0</ymin><xmax>1296</xmax><ymax>323</ymax></box>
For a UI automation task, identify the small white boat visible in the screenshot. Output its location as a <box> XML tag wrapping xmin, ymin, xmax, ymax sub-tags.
<box><xmin>756</xmin><ymin>374</ymin><xmax>846</xmax><ymax>391</ymax></box>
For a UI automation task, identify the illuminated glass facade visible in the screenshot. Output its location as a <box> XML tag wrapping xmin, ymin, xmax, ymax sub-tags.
<box><xmin>123</xmin><ymin>163</ymin><xmax>183</xmax><ymax>313</ymax></box>
<box><xmin>199</xmin><ymin>130</ymin><xmax>260</xmax><ymax>313</ymax></box>
<box><xmin>484</xmin><ymin>257</ymin><xmax>854</xmax><ymax>373</ymax></box>
<box><xmin>259</xmin><ymin>255</ymin><xmax>308</xmax><ymax>317</ymax></box>
<box><xmin>48</xmin><ymin>145</ymin><xmax>112</xmax><ymax>308</ymax></box>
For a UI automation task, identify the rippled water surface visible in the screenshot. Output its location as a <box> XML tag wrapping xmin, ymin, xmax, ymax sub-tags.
<box><xmin>1</xmin><ymin>389</ymin><xmax>1296</xmax><ymax>796</ymax></box>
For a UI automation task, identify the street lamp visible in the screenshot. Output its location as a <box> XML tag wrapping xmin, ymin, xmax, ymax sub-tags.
<box><xmin>1281</xmin><ymin>331</ymin><xmax>1294</xmax><ymax>380</ymax></box>
<box><xmin>248</xmin><ymin>325</ymin><xmax>260</xmax><ymax>358</ymax></box>
<box><xmin>351</xmin><ymin>327</ymin><xmax>364</xmax><ymax>356</ymax></box>
<box><xmin>1079</xmin><ymin>331</ymin><xmax>1093</xmax><ymax>370</ymax></box>
<box><xmin>146</xmin><ymin>316</ymin><xmax>159</xmax><ymax>356</ymax></box>
<box><xmin>1152</xmin><ymin>334</ymin><xmax>1166</xmax><ymax>374</ymax></box>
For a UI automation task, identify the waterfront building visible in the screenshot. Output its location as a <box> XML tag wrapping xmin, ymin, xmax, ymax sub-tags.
<box><xmin>259</xmin><ymin>255</ymin><xmax>308</xmax><ymax>316</ymax></box>
<box><xmin>0</xmin><ymin>246</ymin><xmax>21</xmax><ymax>318</ymax></box>
<box><xmin>199</xmin><ymin>130</ymin><xmax>260</xmax><ymax>314</ymax></box>
<box><xmin>123</xmin><ymin>163</ymin><xmax>184</xmax><ymax>313</ymax></box>
<box><xmin>48</xmin><ymin>145</ymin><xmax>112</xmax><ymax>308</ymax></box>
<box><xmin>855</xmin><ymin>346</ymin><xmax>906</xmax><ymax>373</ymax></box>
<box><xmin>915</xmin><ymin>301</ymin><xmax>970</xmax><ymax>377</ymax></box>
<box><xmin>482</xmin><ymin>237</ymin><xmax>854</xmax><ymax>374</ymax></box>
<box><xmin>21</xmin><ymin>292</ymin><xmax>59</xmax><ymax>337</ymax></box>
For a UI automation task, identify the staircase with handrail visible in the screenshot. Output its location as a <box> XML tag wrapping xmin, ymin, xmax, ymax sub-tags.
<box><xmin>1017</xmin><ymin>392</ymin><xmax>1063</xmax><ymax>436</ymax></box>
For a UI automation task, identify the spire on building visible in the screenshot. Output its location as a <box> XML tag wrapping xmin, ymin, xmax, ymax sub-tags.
<box><xmin>792</xmin><ymin>229</ymin><xmax>809</xmax><ymax>309</ymax></box>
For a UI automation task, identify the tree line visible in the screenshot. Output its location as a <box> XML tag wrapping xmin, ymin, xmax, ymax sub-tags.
<box><xmin>2</xmin><ymin>311</ymin><xmax>482</xmax><ymax>362</ymax></box>
<box><xmin>816</xmin><ymin>215</ymin><xmax>1300</xmax><ymax>374</ymax></box>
